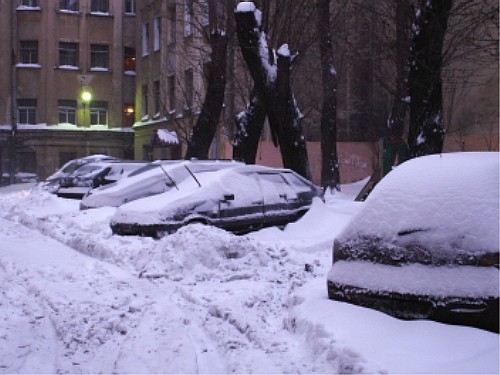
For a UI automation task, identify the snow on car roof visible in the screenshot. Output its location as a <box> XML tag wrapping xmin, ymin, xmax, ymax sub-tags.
<box><xmin>338</xmin><ymin>152</ymin><xmax>499</xmax><ymax>255</ymax></box>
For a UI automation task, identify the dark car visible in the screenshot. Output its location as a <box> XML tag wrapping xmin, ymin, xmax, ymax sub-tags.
<box><xmin>56</xmin><ymin>160</ymin><xmax>148</xmax><ymax>199</ymax></box>
<box><xmin>327</xmin><ymin>152</ymin><xmax>499</xmax><ymax>333</ymax></box>
<box><xmin>80</xmin><ymin>159</ymin><xmax>243</xmax><ymax>209</ymax></box>
<box><xmin>110</xmin><ymin>164</ymin><xmax>323</xmax><ymax>237</ymax></box>
<box><xmin>40</xmin><ymin>154</ymin><xmax>118</xmax><ymax>193</ymax></box>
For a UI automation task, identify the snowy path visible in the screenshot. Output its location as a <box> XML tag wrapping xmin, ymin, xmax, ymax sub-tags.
<box><xmin>0</xmin><ymin>185</ymin><xmax>498</xmax><ymax>374</ymax></box>
<box><xmin>0</xmin><ymin>217</ymin><xmax>230</xmax><ymax>373</ymax></box>
<box><xmin>0</xmin><ymin>190</ymin><xmax>349</xmax><ymax>373</ymax></box>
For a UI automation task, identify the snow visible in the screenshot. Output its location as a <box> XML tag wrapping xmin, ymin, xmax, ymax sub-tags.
<box><xmin>235</xmin><ymin>2</ymin><xmax>256</xmax><ymax>13</ymax></box>
<box><xmin>0</xmin><ymin>157</ymin><xmax>498</xmax><ymax>373</ymax></box>
<box><xmin>277</xmin><ymin>44</ymin><xmax>290</xmax><ymax>57</ymax></box>
<box><xmin>157</xmin><ymin>129</ymin><xmax>179</xmax><ymax>144</ymax></box>
<box><xmin>339</xmin><ymin>152</ymin><xmax>499</xmax><ymax>257</ymax></box>
<box><xmin>328</xmin><ymin>261</ymin><xmax>499</xmax><ymax>298</ymax></box>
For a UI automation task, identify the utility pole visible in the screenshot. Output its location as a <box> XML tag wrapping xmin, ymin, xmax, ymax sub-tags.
<box><xmin>9</xmin><ymin>1</ymin><xmax>18</xmax><ymax>185</ymax></box>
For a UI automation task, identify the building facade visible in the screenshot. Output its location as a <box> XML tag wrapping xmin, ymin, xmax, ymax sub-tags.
<box><xmin>0</xmin><ymin>0</ymin><xmax>137</xmax><ymax>181</ymax></box>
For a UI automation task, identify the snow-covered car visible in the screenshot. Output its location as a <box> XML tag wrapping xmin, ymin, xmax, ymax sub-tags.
<box><xmin>327</xmin><ymin>152</ymin><xmax>499</xmax><ymax>332</ymax></box>
<box><xmin>56</xmin><ymin>160</ymin><xmax>148</xmax><ymax>199</ymax></box>
<box><xmin>40</xmin><ymin>154</ymin><xmax>118</xmax><ymax>193</ymax></box>
<box><xmin>80</xmin><ymin>160</ymin><xmax>244</xmax><ymax>209</ymax></box>
<box><xmin>110</xmin><ymin>165</ymin><xmax>323</xmax><ymax>237</ymax></box>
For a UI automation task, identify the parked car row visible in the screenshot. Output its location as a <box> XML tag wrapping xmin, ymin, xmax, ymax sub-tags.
<box><xmin>109</xmin><ymin>164</ymin><xmax>323</xmax><ymax>237</ymax></box>
<box><xmin>41</xmin><ymin>156</ymin><xmax>323</xmax><ymax>237</ymax></box>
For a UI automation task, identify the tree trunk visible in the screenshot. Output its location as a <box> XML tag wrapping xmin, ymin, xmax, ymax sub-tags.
<box><xmin>235</xmin><ymin>5</ymin><xmax>312</xmax><ymax>180</ymax></box>
<box><xmin>407</xmin><ymin>0</ymin><xmax>453</xmax><ymax>158</ymax></box>
<box><xmin>386</xmin><ymin>0</ymin><xmax>412</xmax><ymax>167</ymax></box>
<box><xmin>233</xmin><ymin>88</ymin><xmax>266</xmax><ymax>163</ymax></box>
<box><xmin>185</xmin><ymin>31</ymin><xmax>228</xmax><ymax>159</ymax></box>
<box><xmin>317</xmin><ymin>0</ymin><xmax>340</xmax><ymax>191</ymax></box>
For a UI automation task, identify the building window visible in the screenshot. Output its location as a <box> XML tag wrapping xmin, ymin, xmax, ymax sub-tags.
<box><xmin>58</xmin><ymin>100</ymin><xmax>76</xmax><ymax>124</ymax></box>
<box><xmin>154</xmin><ymin>80</ymin><xmax>160</xmax><ymax>115</ymax></box>
<box><xmin>124</xmin><ymin>47</ymin><xmax>135</xmax><ymax>72</ymax></box>
<box><xmin>168</xmin><ymin>6</ymin><xmax>176</xmax><ymax>44</ymax></box>
<box><xmin>90</xmin><ymin>44</ymin><xmax>109</xmax><ymax>70</ymax></box>
<box><xmin>184</xmin><ymin>0</ymin><xmax>193</xmax><ymax>37</ymax></box>
<box><xmin>91</xmin><ymin>0</ymin><xmax>108</xmax><ymax>13</ymax></box>
<box><xmin>59</xmin><ymin>0</ymin><xmax>78</xmax><ymax>11</ymax></box>
<box><xmin>185</xmin><ymin>68</ymin><xmax>193</xmax><ymax>110</ymax></box>
<box><xmin>90</xmin><ymin>101</ymin><xmax>108</xmax><ymax>125</ymax></box>
<box><xmin>59</xmin><ymin>42</ymin><xmax>78</xmax><ymax>67</ymax></box>
<box><xmin>124</xmin><ymin>0</ymin><xmax>135</xmax><ymax>15</ymax></box>
<box><xmin>123</xmin><ymin>104</ymin><xmax>134</xmax><ymax>127</ymax></box>
<box><xmin>18</xmin><ymin>99</ymin><xmax>37</xmax><ymax>124</ymax></box>
<box><xmin>18</xmin><ymin>0</ymin><xmax>38</xmax><ymax>8</ymax></box>
<box><xmin>168</xmin><ymin>75</ymin><xmax>175</xmax><ymax>111</ymax></box>
<box><xmin>142</xmin><ymin>22</ymin><xmax>149</xmax><ymax>56</ymax></box>
<box><xmin>142</xmin><ymin>84</ymin><xmax>148</xmax><ymax>117</ymax></box>
<box><xmin>154</xmin><ymin>16</ymin><xmax>161</xmax><ymax>51</ymax></box>
<box><xmin>20</xmin><ymin>41</ymin><xmax>38</xmax><ymax>64</ymax></box>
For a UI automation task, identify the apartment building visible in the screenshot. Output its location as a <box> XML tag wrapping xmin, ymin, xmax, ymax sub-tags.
<box><xmin>0</xmin><ymin>0</ymin><xmax>137</xmax><ymax>180</ymax></box>
<box><xmin>133</xmin><ymin>0</ymin><xmax>220</xmax><ymax>161</ymax></box>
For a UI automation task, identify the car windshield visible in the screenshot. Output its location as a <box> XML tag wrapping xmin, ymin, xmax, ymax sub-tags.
<box><xmin>61</xmin><ymin>161</ymin><xmax>85</xmax><ymax>174</ymax></box>
<box><xmin>128</xmin><ymin>164</ymin><xmax>161</xmax><ymax>177</ymax></box>
<box><xmin>71</xmin><ymin>164</ymin><xmax>106</xmax><ymax>176</ymax></box>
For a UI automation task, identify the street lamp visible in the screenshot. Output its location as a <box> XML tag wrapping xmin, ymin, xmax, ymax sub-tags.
<box><xmin>81</xmin><ymin>90</ymin><xmax>92</xmax><ymax>104</ymax></box>
<box><xmin>81</xmin><ymin>89</ymin><xmax>92</xmax><ymax>127</ymax></box>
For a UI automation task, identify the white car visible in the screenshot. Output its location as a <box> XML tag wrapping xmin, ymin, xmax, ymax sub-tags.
<box><xmin>40</xmin><ymin>154</ymin><xmax>118</xmax><ymax>193</ymax></box>
<box><xmin>56</xmin><ymin>160</ymin><xmax>148</xmax><ymax>199</ymax></box>
<box><xmin>327</xmin><ymin>152</ymin><xmax>499</xmax><ymax>332</ymax></box>
<box><xmin>80</xmin><ymin>160</ymin><xmax>244</xmax><ymax>209</ymax></box>
<box><xmin>110</xmin><ymin>164</ymin><xmax>323</xmax><ymax>237</ymax></box>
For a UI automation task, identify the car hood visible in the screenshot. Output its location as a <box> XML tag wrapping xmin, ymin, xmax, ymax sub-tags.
<box><xmin>335</xmin><ymin>153</ymin><xmax>499</xmax><ymax>266</ymax></box>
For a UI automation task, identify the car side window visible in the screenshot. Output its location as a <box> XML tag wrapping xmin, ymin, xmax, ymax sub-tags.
<box><xmin>257</xmin><ymin>172</ymin><xmax>298</xmax><ymax>201</ymax></box>
<box><xmin>219</xmin><ymin>172</ymin><xmax>262</xmax><ymax>205</ymax></box>
<box><xmin>282</xmin><ymin>172</ymin><xmax>312</xmax><ymax>193</ymax></box>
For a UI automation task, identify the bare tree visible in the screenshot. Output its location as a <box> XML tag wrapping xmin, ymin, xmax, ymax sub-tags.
<box><xmin>407</xmin><ymin>0</ymin><xmax>454</xmax><ymax>158</ymax></box>
<box><xmin>235</xmin><ymin>2</ymin><xmax>312</xmax><ymax>180</ymax></box>
<box><xmin>185</xmin><ymin>0</ymin><xmax>231</xmax><ymax>159</ymax></box>
<box><xmin>317</xmin><ymin>0</ymin><xmax>340</xmax><ymax>191</ymax></box>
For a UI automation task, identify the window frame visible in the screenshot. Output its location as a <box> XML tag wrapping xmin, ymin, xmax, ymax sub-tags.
<box><xmin>20</xmin><ymin>41</ymin><xmax>38</xmax><ymax>64</ymax></box>
<box><xmin>58</xmin><ymin>99</ymin><xmax>77</xmax><ymax>124</ymax></box>
<box><xmin>142</xmin><ymin>22</ymin><xmax>150</xmax><ymax>56</ymax></box>
<box><xmin>17</xmin><ymin>99</ymin><xmax>37</xmax><ymax>125</ymax></box>
<box><xmin>59</xmin><ymin>0</ymin><xmax>78</xmax><ymax>12</ymax></box>
<box><xmin>18</xmin><ymin>0</ymin><xmax>39</xmax><ymax>9</ymax></box>
<box><xmin>90</xmin><ymin>44</ymin><xmax>109</xmax><ymax>70</ymax></box>
<box><xmin>124</xmin><ymin>47</ymin><xmax>136</xmax><ymax>72</ymax></box>
<box><xmin>124</xmin><ymin>0</ymin><xmax>135</xmax><ymax>15</ymax></box>
<box><xmin>90</xmin><ymin>0</ymin><xmax>108</xmax><ymax>13</ymax></box>
<box><xmin>58</xmin><ymin>42</ymin><xmax>78</xmax><ymax>67</ymax></box>
<box><xmin>154</xmin><ymin>16</ymin><xmax>161</xmax><ymax>51</ymax></box>
<box><xmin>89</xmin><ymin>101</ymin><xmax>108</xmax><ymax>126</ymax></box>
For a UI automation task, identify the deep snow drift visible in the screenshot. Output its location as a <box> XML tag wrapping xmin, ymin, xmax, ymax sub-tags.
<box><xmin>0</xmin><ymin>172</ymin><xmax>498</xmax><ymax>374</ymax></box>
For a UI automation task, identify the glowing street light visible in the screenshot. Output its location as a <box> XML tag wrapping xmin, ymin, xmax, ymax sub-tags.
<box><xmin>81</xmin><ymin>90</ymin><xmax>92</xmax><ymax>103</ymax></box>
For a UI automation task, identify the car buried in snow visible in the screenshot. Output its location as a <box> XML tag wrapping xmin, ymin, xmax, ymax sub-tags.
<box><xmin>56</xmin><ymin>160</ymin><xmax>148</xmax><ymax>199</ymax></box>
<box><xmin>327</xmin><ymin>152</ymin><xmax>499</xmax><ymax>333</ymax></box>
<box><xmin>80</xmin><ymin>159</ymin><xmax>243</xmax><ymax>210</ymax></box>
<box><xmin>110</xmin><ymin>164</ymin><xmax>323</xmax><ymax>237</ymax></box>
<box><xmin>40</xmin><ymin>154</ymin><xmax>118</xmax><ymax>193</ymax></box>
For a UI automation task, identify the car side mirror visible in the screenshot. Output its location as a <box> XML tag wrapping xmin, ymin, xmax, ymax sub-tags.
<box><xmin>223</xmin><ymin>193</ymin><xmax>235</xmax><ymax>201</ymax></box>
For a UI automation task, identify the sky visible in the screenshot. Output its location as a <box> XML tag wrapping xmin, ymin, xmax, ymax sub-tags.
<box><xmin>0</xmin><ymin>153</ymin><xmax>498</xmax><ymax>374</ymax></box>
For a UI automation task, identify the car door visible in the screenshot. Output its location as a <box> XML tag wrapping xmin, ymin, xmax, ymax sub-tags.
<box><xmin>256</xmin><ymin>172</ymin><xmax>298</xmax><ymax>227</ymax></box>
<box><xmin>217</xmin><ymin>172</ymin><xmax>265</xmax><ymax>232</ymax></box>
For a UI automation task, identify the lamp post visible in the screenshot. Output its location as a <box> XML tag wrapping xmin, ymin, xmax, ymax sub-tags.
<box><xmin>81</xmin><ymin>89</ymin><xmax>92</xmax><ymax>127</ymax></box>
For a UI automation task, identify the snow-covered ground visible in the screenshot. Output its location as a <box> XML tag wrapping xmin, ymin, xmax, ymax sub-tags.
<box><xmin>0</xmin><ymin>180</ymin><xmax>498</xmax><ymax>374</ymax></box>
